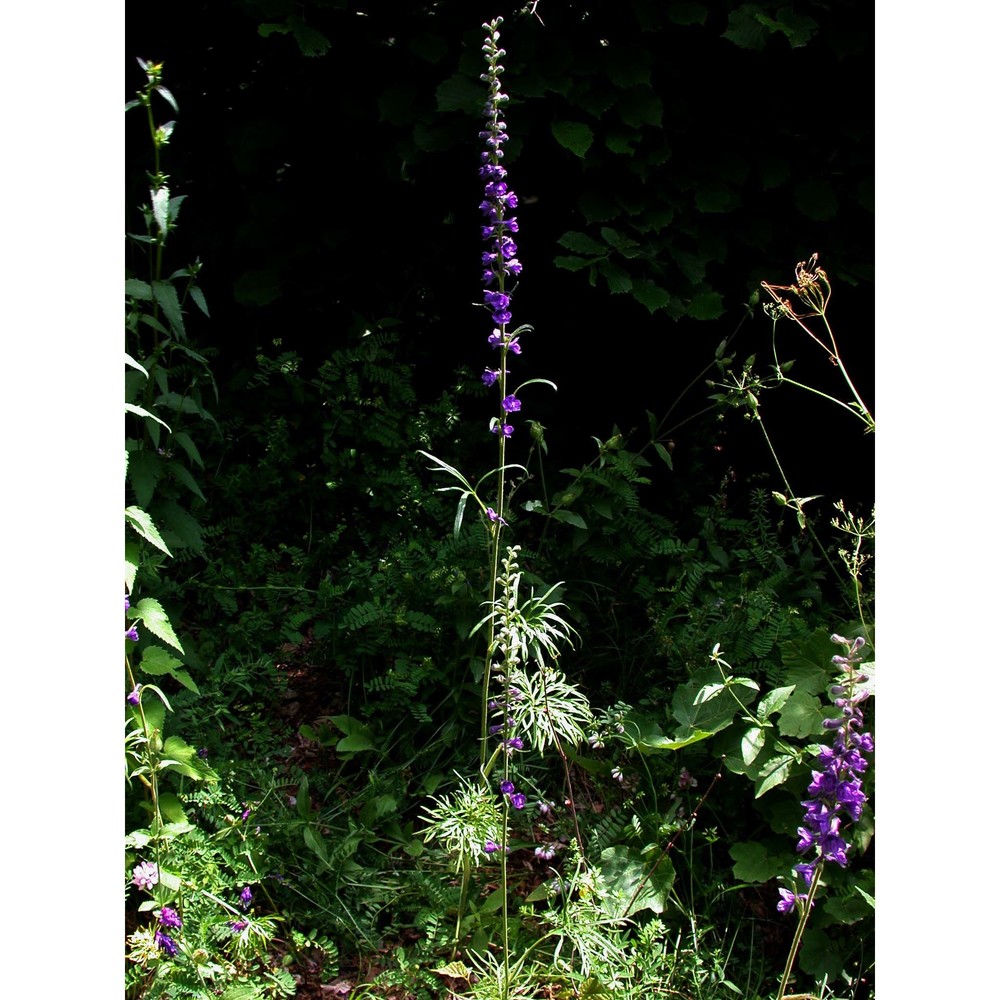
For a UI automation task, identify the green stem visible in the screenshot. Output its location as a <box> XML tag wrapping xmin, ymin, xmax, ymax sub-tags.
<box><xmin>776</xmin><ymin>859</ymin><xmax>825</xmax><ymax>1000</ymax></box>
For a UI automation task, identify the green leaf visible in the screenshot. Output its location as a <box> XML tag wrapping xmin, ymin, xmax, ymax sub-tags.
<box><xmin>729</xmin><ymin>840</ymin><xmax>786</xmax><ymax>882</ymax></box>
<box><xmin>798</xmin><ymin>927</ymin><xmax>844</xmax><ymax>980</ymax></box>
<box><xmin>125</xmin><ymin>278</ymin><xmax>153</xmax><ymax>300</ymax></box>
<box><xmin>435</xmin><ymin>74</ymin><xmax>483</xmax><ymax>114</ymax></box>
<box><xmin>722</xmin><ymin>5</ymin><xmax>771</xmax><ymax>50</ymax></box>
<box><xmin>125</xmin><ymin>353</ymin><xmax>148</xmax><ymax>377</ymax></box>
<box><xmin>754</xmin><ymin>753</ymin><xmax>795</xmax><ymax>797</ymax></box>
<box><xmin>600</xmin><ymin>227</ymin><xmax>642</xmax><ymax>258</ymax></box>
<box><xmin>631</xmin><ymin>280</ymin><xmax>672</xmax><ymax>313</ymax></box>
<box><xmin>126</xmin><ymin>449</ymin><xmax>161</xmax><ymax>508</ymax></box>
<box><xmin>549</xmin><ymin>509</ymin><xmax>587</xmax><ymax>530</ymax></box>
<box><xmin>695</xmin><ymin>181</ymin><xmax>738</xmax><ymax>214</ymax></box>
<box><xmin>151</xmin><ymin>280</ymin><xmax>185</xmax><ymax>338</ymax></box>
<box><xmin>616</xmin><ymin>87</ymin><xmax>662</xmax><ymax>128</ymax></box>
<box><xmin>757</xmin><ymin>684</ymin><xmax>796</xmax><ymax>719</ymax></box>
<box><xmin>741</xmin><ymin>726</ymin><xmax>766</xmax><ymax>766</ymax></box>
<box><xmin>557</xmin><ymin>231</ymin><xmax>607</xmax><ymax>256</ymax></box>
<box><xmin>600</xmin><ymin>260</ymin><xmax>633</xmax><ymax>294</ymax></box>
<box><xmin>776</xmin><ymin>689</ymin><xmax>824</xmax><ymax>737</ymax></box>
<box><xmin>672</xmin><ymin>665</ymin><xmax>757</xmax><ymax>737</ymax></box>
<box><xmin>433</xmin><ymin>961</ymin><xmax>473</xmax><ymax>980</ymax></box>
<box><xmin>157</xmin><ymin>792</ymin><xmax>189</xmax><ymax>825</ymax></box>
<box><xmin>129</xmin><ymin>597</ymin><xmax>184</xmax><ymax>654</ymax></box>
<box><xmin>599</xmin><ymin>845</ymin><xmax>674</xmax><ymax>918</ymax></box>
<box><xmin>125</xmin><ymin>505</ymin><xmax>172</xmax><ymax>556</ymax></box>
<box><xmin>653</xmin><ymin>441</ymin><xmax>674</xmax><ymax>470</ymax></box>
<box><xmin>688</xmin><ymin>291</ymin><xmax>725</xmax><ymax>320</ymax></box>
<box><xmin>287</xmin><ymin>14</ymin><xmax>331</xmax><ymax>57</ymax></box>
<box><xmin>167</xmin><ymin>460</ymin><xmax>206</xmax><ymax>501</ymax></box>
<box><xmin>153</xmin><ymin>85</ymin><xmax>178</xmax><ymax>113</ymax></box>
<box><xmin>453</xmin><ymin>491</ymin><xmax>469</xmax><ymax>538</ymax></box>
<box><xmin>159</xmin><ymin>735</ymin><xmax>217</xmax><ymax>781</ymax></box>
<box><xmin>552</xmin><ymin>120</ymin><xmax>594</xmax><ymax>158</ymax></box>
<box><xmin>139</xmin><ymin>645</ymin><xmax>200</xmax><ymax>695</ymax></box>
<box><xmin>124</xmin><ymin>402</ymin><xmax>171</xmax><ymax>433</ymax></box>
<box><xmin>125</xmin><ymin>540</ymin><xmax>140</xmax><ymax>593</ymax></box>
<box><xmin>170</xmin><ymin>432</ymin><xmax>204</xmax><ymax>469</ymax></box>
<box><xmin>794</xmin><ymin>177</ymin><xmax>839</xmax><ymax>221</ymax></box>
<box><xmin>189</xmin><ymin>285</ymin><xmax>210</xmax><ymax>318</ymax></box>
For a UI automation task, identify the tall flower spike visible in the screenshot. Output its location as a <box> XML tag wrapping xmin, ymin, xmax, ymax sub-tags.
<box><xmin>480</xmin><ymin>17</ymin><xmax>524</xmax><ymax>437</ymax></box>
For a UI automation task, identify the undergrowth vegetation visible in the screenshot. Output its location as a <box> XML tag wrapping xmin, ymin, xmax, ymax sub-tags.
<box><xmin>125</xmin><ymin>19</ymin><xmax>873</xmax><ymax>1000</ymax></box>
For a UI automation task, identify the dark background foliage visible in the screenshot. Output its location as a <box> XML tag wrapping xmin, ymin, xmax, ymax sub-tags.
<box><xmin>126</xmin><ymin>0</ymin><xmax>873</xmax><ymax>502</ymax></box>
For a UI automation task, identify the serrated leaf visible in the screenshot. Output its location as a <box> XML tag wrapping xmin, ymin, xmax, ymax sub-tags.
<box><xmin>600</xmin><ymin>260</ymin><xmax>633</xmax><ymax>294</ymax></box>
<box><xmin>151</xmin><ymin>280</ymin><xmax>185</xmax><ymax>338</ymax></box>
<box><xmin>160</xmin><ymin>735</ymin><xmax>217</xmax><ymax>781</ymax></box>
<box><xmin>125</xmin><ymin>353</ymin><xmax>148</xmax><ymax>376</ymax></box>
<box><xmin>189</xmin><ymin>285</ymin><xmax>209</xmax><ymax>317</ymax></box>
<box><xmin>167</xmin><ymin>460</ymin><xmax>206</xmax><ymax>501</ymax></box>
<box><xmin>557</xmin><ymin>231</ymin><xmax>607</xmax><ymax>256</ymax></box>
<box><xmin>170</xmin><ymin>432</ymin><xmax>204</xmax><ymax>469</ymax></box>
<box><xmin>129</xmin><ymin>597</ymin><xmax>184</xmax><ymax>653</ymax></box>
<box><xmin>553</xmin><ymin>255</ymin><xmax>594</xmax><ymax>272</ymax></box>
<box><xmin>125</xmin><ymin>278</ymin><xmax>153</xmax><ymax>300</ymax></box>
<box><xmin>125</xmin><ymin>541</ymin><xmax>140</xmax><ymax>593</ymax></box>
<box><xmin>552</xmin><ymin>120</ymin><xmax>594</xmax><ymax>158</ymax></box>
<box><xmin>157</xmin><ymin>792</ymin><xmax>189</xmax><ymax>825</ymax></box>
<box><xmin>616</xmin><ymin>86</ymin><xmax>662</xmax><ymax>128</ymax></box>
<box><xmin>125</xmin><ymin>506</ymin><xmax>172</xmax><ymax>556</ymax></box>
<box><xmin>287</xmin><ymin>14</ymin><xmax>331</xmax><ymax>56</ymax></box>
<box><xmin>139</xmin><ymin>646</ymin><xmax>200</xmax><ymax>694</ymax></box>
<box><xmin>631</xmin><ymin>280</ymin><xmax>671</xmax><ymax>313</ymax></box>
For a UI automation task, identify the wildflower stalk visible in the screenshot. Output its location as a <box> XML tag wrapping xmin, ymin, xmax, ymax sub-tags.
<box><xmin>775</xmin><ymin>857</ymin><xmax>825</xmax><ymax>1000</ymax></box>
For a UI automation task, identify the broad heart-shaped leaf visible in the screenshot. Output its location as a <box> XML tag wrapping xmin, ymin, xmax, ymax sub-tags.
<box><xmin>327</xmin><ymin>714</ymin><xmax>375</xmax><ymax>753</ymax></box>
<box><xmin>777</xmin><ymin>689</ymin><xmax>825</xmax><ymax>738</ymax></box>
<box><xmin>598</xmin><ymin>845</ymin><xmax>674</xmax><ymax>919</ymax></box>
<box><xmin>799</xmin><ymin>926</ymin><xmax>844</xmax><ymax>981</ymax></box>
<box><xmin>631</xmin><ymin>279</ymin><xmax>671</xmax><ymax>314</ymax></box>
<box><xmin>435</xmin><ymin>73</ymin><xmax>483</xmax><ymax>114</ymax></box>
<box><xmin>129</xmin><ymin>597</ymin><xmax>184</xmax><ymax>654</ymax></box>
<box><xmin>551</xmin><ymin>120</ymin><xmax>594</xmax><ymax>158</ymax></box>
<box><xmin>729</xmin><ymin>840</ymin><xmax>788</xmax><ymax>883</ymax></box>
<box><xmin>125</xmin><ymin>506</ymin><xmax>172</xmax><ymax>556</ymax></box>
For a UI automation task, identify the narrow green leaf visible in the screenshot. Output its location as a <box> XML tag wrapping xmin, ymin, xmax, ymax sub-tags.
<box><xmin>189</xmin><ymin>285</ymin><xmax>210</xmax><ymax>318</ymax></box>
<box><xmin>125</xmin><ymin>353</ymin><xmax>148</xmax><ymax>377</ymax></box>
<box><xmin>154</xmin><ymin>84</ymin><xmax>179</xmax><ymax>112</ymax></box>
<box><xmin>453</xmin><ymin>491</ymin><xmax>469</xmax><ymax>538</ymax></box>
<box><xmin>125</xmin><ymin>278</ymin><xmax>153</xmax><ymax>300</ymax></box>
<box><xmin>653</xmin><ymin>441</ymin><xmax>674</xmax><ymax>470</ymax></box>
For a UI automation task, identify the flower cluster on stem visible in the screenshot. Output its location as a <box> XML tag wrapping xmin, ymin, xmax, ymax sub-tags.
<box><xmin>775</xmin><ymin>633</ymin><xmax>873</xmax><ymax>999</ymax></box>
<box><xmin>479</xmin><ymin>18</ymin><xmax>524</xmax><ymax>440</ymax></box>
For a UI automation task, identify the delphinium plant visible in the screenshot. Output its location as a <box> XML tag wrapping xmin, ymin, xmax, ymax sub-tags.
<box><xmin>772</xmin><ymin>633</ymin><xmax>873</xmax><ymax>1000</ymax></box>
<box><xmin>420</xmin><ymin>18</ymin><xmax>593</xmax><ymax>1000</ymax></box>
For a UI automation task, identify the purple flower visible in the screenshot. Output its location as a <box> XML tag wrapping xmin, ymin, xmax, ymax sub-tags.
<box><xmin>126</xmin><ymin>625</ymin><xmax>140</xmax><ymax>642</ymax></box>
<box><xmin>534</xmin><ymin>844</ymin><xmax>557</xmax><ymax>861</ymax></box>
<box><xmin>240</xmin><ymin>885</ymin><xmax>253</xmax><ymax>909</ymax></box>
<box><xmin>505</xmin><ymin>736</ymin><xmax>523</xmax><ymax>751</ymax></box>
<box><xmin>158</xmin><ymin>906</ymin><xmax>182</xmax><ymax>930</ymax></box>
<box><xmin>154</xmin><ymin>930</ymin><xmax>178</xmax><ymax>957</ymax></box>
<box><xmin>510</xmin><ymin>792</ymin><xmax>527</xmax><ymax>810</ymax></box>
<box><xmin>484</xmin><ymin>840</ymin><xmax>500</xmax><ymax>854</ymax></box>
<box><xmin>777</xmin><ymin>887</ymin><xmax>806</xmax><ymax>914</ymax></box>
<box><xmin>229</xmin><ymin>920</ymin><xmax>248</xmax><ymax>933</ymax></box>
<box><xmin>486</xmin><ymin>507</ymin><xmax>508</xmax><ymax>526</ymax></box>
<box><xmin>789</xmin><ymin>634</ymin><xmax>873</xmax><ymax>877</ymax></box>
<box><xmin>501</xmin><ymin>394</ymin><xmax>521</xmax><ymax>413</ymax></box>
<box><xmin>499</xmin><ymin>779</ymin><xmax>516</xmax><ymax>795</ymax></box>
<box><xmin>132</xmin><ymin>860</ymin><xmax>159</xmax><ymax>891</ymax></box>
<box><xmin>492</xmin><ymin>422</ymin><xmax>514</xmax><ymax>438</ymax></box>
<box><xmin>127</xmin><ymin>686</ymin><xmax>141</xmax><ymax>706</ymax></box>
<box><xmin>482</xmin><ymin>367</ymin><xmax>501</xmax><ymax>386</ymax></box>
<box><xmin>197</xmin><ymin>747</ymin><xmax>209</xmax><ymax>759</ymax></box>
<box><xmin>125</xmin><ymin>596</ymin><xmax>130</xmax><ymax>612</ymax></box>
<box><xmin>240</xmin><ymin>804</ymin><xmax>251</xmax><ymax>822</ymax></box>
